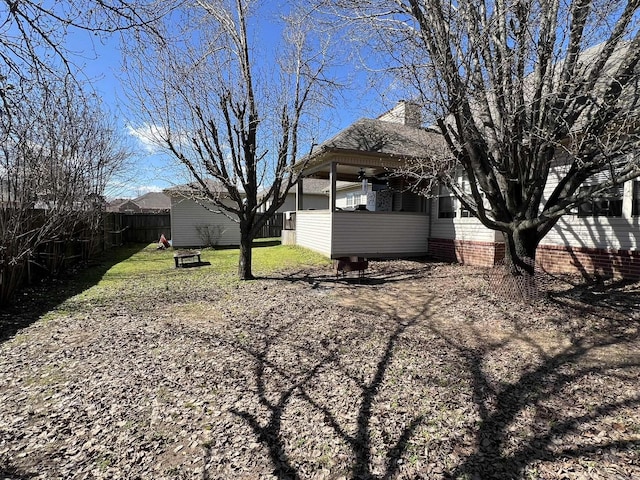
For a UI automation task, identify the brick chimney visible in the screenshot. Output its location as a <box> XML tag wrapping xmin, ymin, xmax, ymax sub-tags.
<box><xmin>377</xmin><ymin>100</ymin><xmax>422</xmax><ymax>128</ymax></box>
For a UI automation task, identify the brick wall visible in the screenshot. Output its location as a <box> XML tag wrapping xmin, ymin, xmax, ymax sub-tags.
<box><xmin>537</xmin><ymin>244</ymin><xmax>640</xmax><ymax>280</ymax></box>
<box><xmin>429</xmin><ymin>238</ymin><xmax>503</xmax><ymax>268</ymax></box>
<box><xmin>429</xmin><ymin>237</ymin><xmax>640</xmax><ymax>280</ymax></box>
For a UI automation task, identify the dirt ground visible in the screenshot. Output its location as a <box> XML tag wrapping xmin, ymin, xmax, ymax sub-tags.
<box><xmin>1</xmin><ymin>259</ymin><xmax>639</xmax><ymax>479</ymax></box>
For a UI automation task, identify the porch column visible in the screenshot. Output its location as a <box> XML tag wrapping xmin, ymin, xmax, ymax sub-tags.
<box><xmin>296</xmin><ymin>177</ymin><xmax>304</xmax><ymax>211</ymax></box>
<box><xmin>329</xmin><ymin>162</ymin><xmax>337</xmax><ymax>212</ymax></box>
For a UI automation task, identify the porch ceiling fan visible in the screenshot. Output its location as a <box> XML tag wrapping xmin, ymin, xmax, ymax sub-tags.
<box><xmin>358</xmin><ymin>168</ymin><xmax>389</xmax><ymax>185</ymax></box>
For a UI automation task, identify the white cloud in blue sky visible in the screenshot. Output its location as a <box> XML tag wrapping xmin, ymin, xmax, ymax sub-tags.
<box><xmin>126</xmin><ymin>123</ymin><xmax>166</xmax><ymax>154</ymax></box>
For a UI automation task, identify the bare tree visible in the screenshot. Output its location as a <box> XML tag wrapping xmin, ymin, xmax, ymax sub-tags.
<box><xmin>124</xmin><ymin>0</ymin><xmax>337</xmax><ymax>279</ymax></box>
<box><xmin>0</xmin><ymin>74</ymin><xmax>130</xmax><ymax>304</ymax></box>
<box><xmin>0</xmin><ymin>0</ymin><xmax>174</xmax><ymax>83</ymax></box>
<box><xmin>329</xmin><ymin>0</ymin><xmax>640</xmax><ymax>283</ymax></box>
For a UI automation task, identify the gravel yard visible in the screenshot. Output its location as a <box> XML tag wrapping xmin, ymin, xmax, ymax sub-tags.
<box><xmin>1</xmin><ymin>251</ymin><xmax>639</xmax><ymax>479</ymax></box>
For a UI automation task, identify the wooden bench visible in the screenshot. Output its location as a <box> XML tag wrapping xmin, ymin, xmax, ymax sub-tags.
<box><xmin>173</xmin><ymin>250</ymin><xmax>202</xmax><ymax>268</ymax></box>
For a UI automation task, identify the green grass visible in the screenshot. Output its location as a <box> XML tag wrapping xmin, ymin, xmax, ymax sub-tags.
<box><xmin>62</xmin><ymin>240</ymin><xmax>330</xmax><ymax>309</ymax></box>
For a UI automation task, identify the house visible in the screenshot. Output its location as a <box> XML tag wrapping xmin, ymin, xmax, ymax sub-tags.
<box><xmin>168</xmin><ymin>177</ymin><xmax>335</xmax><ymax>248</ymax></box>
<box><xmin>291</xmin><ymin>100</ymin><xmax>440</xmax><ymax>259</ymax></box>
<box><xmin>258</xmin><ymin>178</ymin><xmax>331</xmax><ymax>213</ymax></box>
<box><xmin>428</xmin><ymin>42</ymin><xmax>640</xmax><ymax>279</ymax></box>
<box><xmin>107</xmin><ymin>192</ymin><xmax>171</xmax><ymax>214</ymax></box>
<box><xmin>164</xmin><ymin>180</ymin><xmax>242</xmax><ymax>248</ymax></box>
<box><xmin>292</xmin><ymin>100</ymin><xmax>640</xmax><ymax>279</ymax></box>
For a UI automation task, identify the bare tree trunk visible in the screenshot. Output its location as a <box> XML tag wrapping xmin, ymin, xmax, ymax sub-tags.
<box><xmin>123</xmin><ymin>2</ymin><xmax>332</xmax><ymax>281</ymax></box>
<box><xmin>504</xmin><ymin>229</ymin><xmax>539</xmax><ymax>275</ymax></box>
<box><xmin>493</xmin><ymin>229</ymin><xmax>540</xmax><ymax>301</ymax></box>
<box><xmin>238</xmin><ymin>227</ymin><xmax>254</xmax><ymax>280</ymax></box>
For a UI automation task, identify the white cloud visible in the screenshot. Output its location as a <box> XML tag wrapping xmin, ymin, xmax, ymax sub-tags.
<box><xmin>106</xmin><ymin>180</ymin><xmax>164</xmax><ymax>200</ymax></box>
<box><xmin>127</xmin><ymin>123</ymin><xmax>166</xmax><ymax>154</ymax></box>
<box><xmin>135</xmin><ymin>184</ymin><xmax>163</xmax><ymax>194</ymax></box>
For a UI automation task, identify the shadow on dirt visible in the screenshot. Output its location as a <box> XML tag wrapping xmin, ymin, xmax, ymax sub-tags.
<box><xmin>0</xmin><ymin>463</ymin><xmax>32</xmax><ymax>479</ymax></box>
<box><xmin>259</xmin><ymin>258</ymin><xmax>445</xmax><ymax>289</ymax></box>
<box><xmin>218</xmin><ymin>288</ymin><xmax>433</xmax><ymax>479</ymax></box>
<box><xmin>255</xmin><ymin>265</ymin><xmax>640</xmax><ymax>478</ymax></box>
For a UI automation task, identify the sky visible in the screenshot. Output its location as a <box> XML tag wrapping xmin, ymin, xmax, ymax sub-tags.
<box><xmin>66</xmin><ymin>31</ymin><xmax>182</xmax><ymax>199</ymax></box>
<box><xmin>63</xmin><ymin>9</ymin><xmax>397</xmax><ymax>201</ymax></box>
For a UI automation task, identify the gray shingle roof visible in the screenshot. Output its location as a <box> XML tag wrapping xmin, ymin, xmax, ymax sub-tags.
<box><xmin>164</xmin><ymin>179</ymin><xmax>230</xmax><ymax>197</ymax></box>
<box><xmin>297</xmin><ymin>178</ymin><xmax>330</xmax><ymax>194</ymax></box>
<box><xmin>132</xmin><ymin>191</ymin><xmax>170</xmax><ymax>210</ymax></box>
<box><xmin>309</xmin><ymin>118</ymin><xmax>444</xmax><ymax>160</ymax></box>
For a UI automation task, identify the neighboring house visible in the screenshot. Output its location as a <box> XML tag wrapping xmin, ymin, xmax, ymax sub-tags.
<box><xmin>106</xmin><ymin>198</ymin><xmax>129</xmax><ymax>213</ymax></box>
<box><xmin>293</xmin><ymin>100</ymin><xmax>640</xmax><ymax>279</ymax></box>
<box><xmin>130</xmin><ymin>192</ymin><xmax>171</xmax><ymax>213</ymax></box>
<box><xmin>258</xmin><ymin>178</ymin><xmax>330</xmax><ymax>213</ymax></box>
<box><xmin>164</xmin><ymin>180</ymin><xmax>241</xmax><ymax>248</ymax></box>
<box><xmin>107</xmin><ymin>192</ymin><xmax>171</xmax><ymax>214</ymax></box>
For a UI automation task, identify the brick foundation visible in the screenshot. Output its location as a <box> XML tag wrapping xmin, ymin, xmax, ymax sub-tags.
<box><xmin>429</xmin><ymin>238</ymin><xmax>640</xmax><ymax>280</ymax></box>
<box><xmin>536</xmin><ymin>244</ymin><xmax>640</xmax><ymax>280</ymax></box>
<box><xmin>428</xmin><ymin>238</ymin><xmax>504</xmax><ymax>268</ymax></box>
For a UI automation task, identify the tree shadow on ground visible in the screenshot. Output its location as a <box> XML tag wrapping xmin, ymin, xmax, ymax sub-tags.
<box><xmin>219</xmin><ymin>291</ymin><xmax>433</xmax><ymax>479</ymax></box>
<box><xmin>183</xmin><ymin>263</ymin><xmax>639</xmax><ymax>478</ymax></box>
<box><xmin>546</xmin><ymin>276</ymin><xmax>640</xmax><ymax>320</ymax></box>
<box><xmin>0</xmin><ymin>460</ymin><xmax>32</xmax><ymax>480</ymax></box>
<box><xmin>0</xmin><ymin>244</ymin><xmax>144</xmax><ymax>344</ymax></box>
<box><xmin>258</xmin><ymin>258</ymin><xmax>444</xmax><ymax>289</ymax></box>
<box><xmin>430</xmin><ymin>281</ymin><xmax>640</xmax><ymax>479</ymax></box>
<box><xmin>446</xmin><ymin>336</ymin><xmax>639</xmax><ymax>478</ymax></box>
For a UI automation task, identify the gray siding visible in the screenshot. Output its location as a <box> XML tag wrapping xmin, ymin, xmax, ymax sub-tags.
<box><xmin>429</xmin><ymin>198</ymin><xmax>499</xmax><ymax>242</ymax></box>
<box><xmin>288</xmin><ymin>193</ymin><xmax>329</xmax><ymax>211</ymax></box>
<box><xmin>263</xmin><ymin>192</ymin><xmax>329</xmax><ymax>212</ymax></box>
<box><xmin>332</xmin><ymin>212</ymin><xmax>429</xmax><ymax>258</ymax></box>
<box><xmin>541</xmin><ymin>161</ymin><xmax>640</xmax><ymax>250</ymax></box>
<box><xmin>296</xmin><ymin>210</ymin><xmax>430</xmax><ymax>258</ymax></box>
<box><xmin>545</xmin><ymin>216</ymin><xmax>640</xmax><ymax>250</ymax></box>
<box><xmin>170</xmin><ymin>197</ymin><xmax>240</xmax><ymax>248</ymax></box>
<box><xmin>430</xmin><ymin>158</ymin><xmax>640</xmax><ymax>251</ymax></box>
<box><xmin>296</xmin><ymin>210</ymin><xmax>332</xmax><ymax>256</ymax></box>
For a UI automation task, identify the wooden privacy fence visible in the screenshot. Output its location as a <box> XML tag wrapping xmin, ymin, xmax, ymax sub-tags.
<box><xmin>256</xmin><ymin>213</ymin><xmax>283</xmax><ymax>238</ymax></box>
<box><xmin>104</xmin><ymin>212</ymin><xmax>171</xmax><ymax>246</ymax></box>
<box><xmin>1</xmin><ymin>211</ymin><xmax>170</xmax><ymax>305</ymax></box>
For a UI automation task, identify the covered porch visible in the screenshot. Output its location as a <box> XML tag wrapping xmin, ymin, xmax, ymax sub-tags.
<box><xmin>295</xmin><ymin>209</ymin><xmax>429</xmax><ymax>258</ymax></box>
<box><xmin>292</xmin><ymin>154</ymin><xmax>431</xmax><ymax>259</ymax></box>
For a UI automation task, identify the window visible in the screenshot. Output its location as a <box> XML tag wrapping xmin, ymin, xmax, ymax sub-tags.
<box><xmin>438</xmin><ymin>184</ymin><xmax>457</xmax><ymax>218</ymax></box>
<box><xmin>438</xmin><ymin>179</ymin><xmax>478</xmax><ymax>219</ymax></box>
<box><xmin>577</xmin><ymin>186</ymin><xmax>623</xmax><ymax>217</ymax></box>
<box><xmin>459</xmin><ymin>174</ymin><xmax>473</xmax><ymax>217</ymax></box>
<box><xmin>346</xmin><ymin>193</ymin><xmax>354</xmax><ymax>208</ymax></box>
<box><xmin>460</xmin><ymin>203</ymin><xmax>473</xmax><ymax>218</ymax></box>
<box><xmin>633</xmin><ymin>181</ymin><xmax>640</xmax><ymax>216</ymax></box>
<box><xmin>345</xmin><ymin>192</ymin><xmax>365</xmax><ymax>208</ymax></box>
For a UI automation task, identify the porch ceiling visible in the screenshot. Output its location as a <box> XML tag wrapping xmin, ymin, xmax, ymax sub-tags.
<box><xmin>301</xmin><ymin>153</ymin><xmax>410</xmax><ymax>182</ymax></box>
